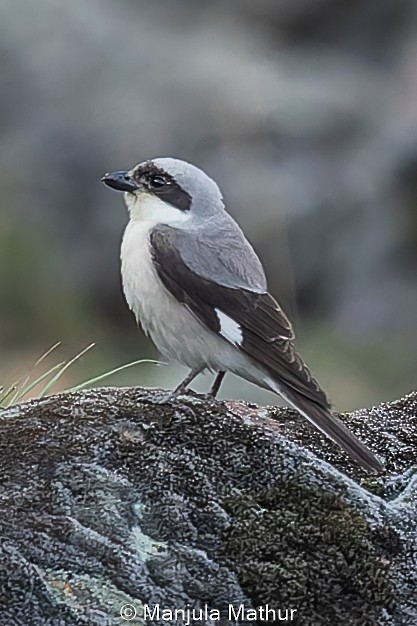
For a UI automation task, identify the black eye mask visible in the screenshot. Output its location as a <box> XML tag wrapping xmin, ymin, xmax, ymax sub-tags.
<box><xmin>135</xmin><ymin>162</ymin><xmax>192</xmax><ymax>211</ymax></box>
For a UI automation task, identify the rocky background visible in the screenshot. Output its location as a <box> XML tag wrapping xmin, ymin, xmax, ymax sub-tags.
<box><xmin>1</xmin><ymin>0</ymin><xmax>417</xmax><ymax>407</ymax></box>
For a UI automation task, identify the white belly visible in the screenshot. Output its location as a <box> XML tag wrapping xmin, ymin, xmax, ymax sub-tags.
<box><xmin>120</xmin><ymin>220</ymin><xmax>252</xmax><ymax>374</ymax></box>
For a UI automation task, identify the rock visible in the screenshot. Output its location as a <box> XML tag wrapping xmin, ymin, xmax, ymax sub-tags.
<box><xmin>0</xmin><ymin>387</ymin><xmax>416</xmax><ymax>625</ymax></box>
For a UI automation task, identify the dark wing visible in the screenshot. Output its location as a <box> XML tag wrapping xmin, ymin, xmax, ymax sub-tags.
<box><xmin>150</xmin><ymin>226</ymin><xmax>383</xmax><ymax>473</ymax></box>
<box><xmin>150</xmin><ymin>226</ymin><xmax>330</xmax><ymax>410</ymax></box>
<box><xmin>166</xmin><ymin>212</ymin><xmax>268</xmax><ymax>292</ymax></box>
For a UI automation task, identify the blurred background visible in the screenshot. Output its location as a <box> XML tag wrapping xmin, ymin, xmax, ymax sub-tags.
<box><xmin>1</xmin><ymin>0</ymin><xmax>417</xmax><ymax>409</ymax></box>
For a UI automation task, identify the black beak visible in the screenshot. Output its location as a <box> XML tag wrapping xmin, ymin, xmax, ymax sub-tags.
<box><xmin>101</xmin><ymin>170</ymin><xmax>141</xmax><ymax>193</ymax></box>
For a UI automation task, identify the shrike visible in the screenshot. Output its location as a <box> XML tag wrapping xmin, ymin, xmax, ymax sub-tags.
<box><xmin>102</xmin><ymin>157</ymin><xmax>383</xmax><ymax>473</ymax></box>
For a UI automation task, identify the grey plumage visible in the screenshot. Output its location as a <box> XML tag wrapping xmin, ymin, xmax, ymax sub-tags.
<box><xmin>154</xmin><ymin>219</ymin><xmax>267</xmax><ymax>292</ymax></box>
<box><xmin>102</xmin><ymin>157</ymin><xmax>384</xmax><ymax>473</ymax></box>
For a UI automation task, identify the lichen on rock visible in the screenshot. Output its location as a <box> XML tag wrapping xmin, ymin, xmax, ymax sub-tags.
<box><xmin>0</xmin><ymin>387</ymin><xmax>416</xmax><ymax>625</ymax></box>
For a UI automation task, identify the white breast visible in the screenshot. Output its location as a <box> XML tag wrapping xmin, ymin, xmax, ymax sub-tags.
<box><xmin>120</xmin><ymin>219</ymin><xmax>208</xmax><ymax>369</ymax></box>
<box><xmin>120</xmin><ymin>217</ymin><xmax>255</xmax><ymax>376</ymax></box>
<box><xmin>120</xmin><ymin>219</ymin><xmax>160</xmax><ymax>331</ymax></box>
<box><xmin>120</xmin><ymin>192</ymin><xmax>191</xmax><ymax>342</ymax></box>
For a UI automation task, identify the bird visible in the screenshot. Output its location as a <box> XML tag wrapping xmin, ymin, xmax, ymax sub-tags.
<box><xmin>101</xmin><ymin>157</ymin><xmax>383</xmax><ymax>473</ymax></box>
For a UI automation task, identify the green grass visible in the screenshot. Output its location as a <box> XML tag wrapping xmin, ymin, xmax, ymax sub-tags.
<box><xmin>0</xmin><ymin>342</ymin><xmax>162</xmax><ymax>409</ymax></box>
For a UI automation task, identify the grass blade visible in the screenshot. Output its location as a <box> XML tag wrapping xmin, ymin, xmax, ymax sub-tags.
<box><xmin>12</xmin><ymin>361</ymin><xmax>66</xmax><ymax>402</ymax></box>
<box><xmin>34</xmin><ymin>341</ymin><xmax>61</xmax><ymax>366</ymax></box>
<box><xmin>67</xmin><ymin>358</ymin><xmax>164</xmax><ymax>393</ymax></box>
<box><xmin>0</xmin><ymin>384</ymin><xmax>18</xmax><ymax>407</ymax></box>
<box><xmin>5</xmin><ymin>343</ymin><xmax>64</xmax><ymax>406</ymax></box>
<box><xmin>39</xmin><ymin>343</ymin><xmax>95</xmax><ymax>398</ymax></box>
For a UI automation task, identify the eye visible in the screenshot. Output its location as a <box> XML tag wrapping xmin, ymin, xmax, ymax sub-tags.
<box><xmin>149</xmin><ymin>175</ymin><xmax>167</xmax><ymax>189</ymax></box>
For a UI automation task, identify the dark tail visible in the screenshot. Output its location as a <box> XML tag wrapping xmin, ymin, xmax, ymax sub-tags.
<box><xmin>277</xmin><ymin>387</ymin><xmax>383</xmax><ymax>473</ymax></box>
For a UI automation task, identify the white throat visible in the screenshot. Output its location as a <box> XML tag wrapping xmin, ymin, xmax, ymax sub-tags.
<box><xmin>124</xmin><ymin>191</ymin><xmax>191</xmax><ymax>228</ymax></box>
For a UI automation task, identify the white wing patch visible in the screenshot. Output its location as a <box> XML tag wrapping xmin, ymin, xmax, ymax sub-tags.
<box><xmin>215</xmin><ymin>309</ymin><xmax>243</xmax><ymax>346</ymax></box>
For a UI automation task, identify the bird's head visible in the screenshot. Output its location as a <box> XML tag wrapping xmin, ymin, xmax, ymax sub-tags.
<box><xmin>101</xmin><ymin>157</ymin><xmax>224</xmax><ymax>226</ymax></box>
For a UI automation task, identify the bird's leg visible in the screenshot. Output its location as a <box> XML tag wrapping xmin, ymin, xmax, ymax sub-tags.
<box><xmin>207</xmin><ymin>371</ymin><xmax>226</xmax><ymax>398</ymax></box>
<box><xmin>172</xmin><ymin>367</ymin><xmax>204</xmax><ymax>397</ymax></box>
<box><xmin>151</xmin><ymin>368</ymin><xmax>203</xmax><ymax>408</ymax></box>
<box><xmin>149</xmin><ymin>368</ymin><xmax>203</xmax><ymax>424</ymax></box>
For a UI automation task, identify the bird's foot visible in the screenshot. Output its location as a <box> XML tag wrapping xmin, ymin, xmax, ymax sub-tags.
<box><xmin>150</xmin><ymin>385</ymin><xmax>195</xmax><ymax>405</ymax></box>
